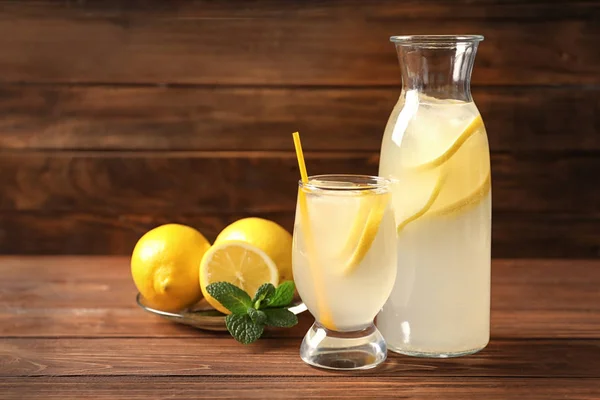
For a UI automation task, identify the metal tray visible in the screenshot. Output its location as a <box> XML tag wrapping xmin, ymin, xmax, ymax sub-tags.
<box><xmin>136</xmin><ymin>293</ymin><xmax>307</xmax><ymax>332</ymax></box>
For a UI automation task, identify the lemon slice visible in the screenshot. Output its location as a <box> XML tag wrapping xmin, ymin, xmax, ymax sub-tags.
<box><xmin>297</xmin><ymin>188</ymin><xmax>336</xmax><ymax>329</ymax></box>
<box><xmin>432</xmin><ymin>174</ymin><xmax>491</xmax><ymax>217</ymax></box>
<box><xmin>392</xmin><ymin>114</ymin><xmax>488</xmax><ymax>231</ymax></box>
<box><xmin>200</xmin><ymin>241</ymin><xmax>279</xmax><ymax>314</ymax></box>
<box><xmin>401</xmin><ymin>114</ymin><xmax>484</xmax><ymax>170</ymax></box>
<box><xmin>392</xmin><ymin>168</ymin><xmax>444</xmax><ymax>232</ymax></box>
<box><xmin>396</xmin><ymin>173</ymin><xmax>445</xmax><ymax>232</ymax></box>
<box><xmin>427</xmin><ymin>126</ymin><xmax>490</xmax><ymax>215</ymax></box>
<box><xmin>338</xmin><ymin>192</ymin><xmax>390</xmax><ymax>275</ymax></box>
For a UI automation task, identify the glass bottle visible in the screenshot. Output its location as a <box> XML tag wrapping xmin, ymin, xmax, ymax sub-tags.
<box><xmin>376</xmin><ymin>35</ymin><xmax>491</xmax><ymax>357</ymax></box>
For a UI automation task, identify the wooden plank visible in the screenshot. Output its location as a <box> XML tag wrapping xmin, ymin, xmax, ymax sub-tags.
<box><xmin>0</xmin><ymin>151</ymin><xmax>377</xmax><ymax>214</ymax></box>
<box><xmin>0</xmin><ymin>151</ymin><xmax>597</xmax><ymax>216</ymax></box>
<box><xmin>1</xmin><ymin>257</ymin><xmax>599</xmax><ymax>337</ymax></box>
<box><xmin>0</xmin><ymin>85</ymin><xmax>597</xmax><ymax>152</ymax></box>
<box><xmin>0</xmin><ymin>212</ymin><xmax>598</xmax><ymax>257</ymax></box>
<box><xmin>2</xmin><ymin>377</ymin><xmax>599</xmax><ymax>400</ymax></box>
<box><xmin>491</xmin><ymin>214</ymin><xmax>600</xmax><ymax>258</ymax></box>
<box><xmin>2</xmin><ymin>336</ymin><xmax>600</xmax><ymax>378</ymax></box>
<box><xmin>2</xmin><ymin>337</ymin><xmax>600</xmax><ymax>377</ymax></box>
<box><xmin>2</xmin><ymin>258</ymin><xmax>597</xmax><ymax>311</ymax></box>
<box><xmin>0</xmin><ymin>211</ymin><xmax>287</xmax><ymax>255</ymax></box>
<box><xmin>0</xmin><ymin>3</ymin><xmax>598</xmax><ymax>85</ymax></box>
<box><xmin>3</xmin><ymin>0</ymin><xmax>599</xmax><ymax>20</ymax></box>
<box><xmin>4</xmin><ymin>307</ymin><xmax>598</xmax><ymax>340</ymax></box>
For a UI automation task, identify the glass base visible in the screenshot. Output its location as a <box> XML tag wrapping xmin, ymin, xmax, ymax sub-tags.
<box><xmin>388</xmin><ymin>344</ymin><xmax>487</xmax><ymax>358</ymax></box>
<box><xmin>299</xmin><ymin>322</ymin><xmax>387</xmax><ymax>370</ymax></box>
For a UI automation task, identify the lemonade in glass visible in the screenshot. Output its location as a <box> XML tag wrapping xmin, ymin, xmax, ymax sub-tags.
<box><xmin>292</xmin><ymin>174</ymin><xmax>397</xmax><ymax>370</ymax></box>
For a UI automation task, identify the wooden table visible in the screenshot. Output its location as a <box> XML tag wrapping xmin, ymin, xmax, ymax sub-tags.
<box><xmin>1</xmin><ymin>257</ymin><xmax>599</xmax><ymax>399</ymax></box>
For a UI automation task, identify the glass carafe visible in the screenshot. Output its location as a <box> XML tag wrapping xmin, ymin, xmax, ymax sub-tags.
<box><xmin>376</xmin><ymin>35</ymin><xmax>491</xmax><ymax>358</ymax></box>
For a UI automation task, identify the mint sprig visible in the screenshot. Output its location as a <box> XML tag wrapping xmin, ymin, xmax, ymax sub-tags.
<box><xmin>206</xmin><ymin>281</ymin><xmax>298</xmax><ymax>344</ymax></box>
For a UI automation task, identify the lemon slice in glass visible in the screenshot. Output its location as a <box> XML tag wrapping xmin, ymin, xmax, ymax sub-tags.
<box><xmin>200</xmin><ymin>241</ymin><xmax>279</xmax><ymax>315</ymax></box>
<box><xmin>338</xmin><ymin>192</ymin><xmax>390</xmax><ymax>275</ymax></box>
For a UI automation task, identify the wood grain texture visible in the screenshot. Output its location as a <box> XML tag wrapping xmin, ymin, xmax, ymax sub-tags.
<box><xmin>2</xmin><ymin>338</ymin><xmax>600</xmax><ymax>377</ymax></box>
<box><xmin>0</xmin><ymin>2</ymin><xmax>598</xmax><ymax>85</ymax></box>
<box><xmin>0</xmin><ymin>152</ymin><xmax>597</xmax><ymax>215</ymax></box>
<box><xmin>2</xmin><ymin>257</ymin><xmax>599</xmax><ymax>398</ymax></box>
<box><xmin>4</xmin><ymin>154</ymin><xmax>599</xmax><ymax>257</ymax></box>
<box><xmin>2</xmin><ymin>377</ymin><xmax>600</xmax><ymax>400</ymax></box>
<box><xmin>0</xmin><ymin>0</ymin><xmax>598</xmax><ymax>258</ymax></box>
<box><xmin>0</xmin><ymin>212</ymin><xmax>284</xmax><ymax>255</ymax></box>
<box><xmin>0</xmin><ymin>212</ymin><xmax>598</xmax><ymax>257</ymax></box>
<box><xmin>3</xmin><ymin>0</ymin><xmax>599</xmax><ymax>20</ymax></box>
<box><xmin>0</xmin><ymin>150</ymin><xmax>597</xmax><ymax>256</ymax></box>
<box><xmin>1</xmin><ymin>257</ymin><xmax>599</xmax><ymax>338</ymax></box>
<box><xmin>0</xmin><ymin>85</ymin><xmax>598</xmax><ymax>151</ymax></box>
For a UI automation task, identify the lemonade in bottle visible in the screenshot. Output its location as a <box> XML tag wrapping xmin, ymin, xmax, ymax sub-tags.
<box><xmin>376</xmin><ymin>35</ymin><xmax>491</xmax><ymax>357</ymax></box>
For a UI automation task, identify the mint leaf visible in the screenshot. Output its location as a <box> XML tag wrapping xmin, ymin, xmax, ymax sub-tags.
<box><xmin>211</xmin><ymin>281</ymin><xmax>297</xmax><ymax>344</ymax></box>
<box><xmin>267</xmin><ymin>281</ymin><xmax>295</xmax><ymax>308</ymax></box>
<box><xmin>264</xmin><ymin>308</ymin><xmax>298</xmax><ymax>328</ymax></box>
<box><xmin>206</xmin><ymin>282</ymin><xmax>252</xmax><ymax>315</ymax></box>
<box><xmin>225</xmin><ymin>314</ymin><xmax>264</xmax><ymax>344</ymax></box>
<box><xmin>252</xmin><ymin>283</ymin><xmax>275</xmax><ymax>309</ymax></box>
<box><xmin>248</xmin><ymin>308</ymin><xmax>267</xmax><ymax>325</ymax></box>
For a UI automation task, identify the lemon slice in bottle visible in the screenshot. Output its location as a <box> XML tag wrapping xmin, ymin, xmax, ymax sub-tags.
<box><xmin>427</xmin><ymin>122</ymin><xmax>490</xmax><ymax>215</ymax></box>
<box><xmin>393</xmin><ymin>168</ymin><xmax>444</xmax><ymax>233</ymax></box>
<box><xmin>394</xmin><ymin>114</ymin><xmax>488</xmax><ymax>231</ymax></box>
<box><xmin>400</xmin><ymin>110</ymin><xmax>484</xmax><ymax>170</ymax></box>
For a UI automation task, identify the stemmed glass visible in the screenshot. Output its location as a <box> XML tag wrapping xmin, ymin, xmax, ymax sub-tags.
<box><xmin>292</xmin><ymin>174</ymin><xmax>397</xmax><ymax>370</ymax></box>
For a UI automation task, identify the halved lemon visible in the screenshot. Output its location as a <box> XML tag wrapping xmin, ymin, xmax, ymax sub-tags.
<box><xmin>214</xmin><ymin>218</ymin><xmax>293</xmax><ymax>282</ymax></box>
<box><xmin>200</xmin><ymin>241</ymin><xmax>279</xmax><ymax>314</ymax></box>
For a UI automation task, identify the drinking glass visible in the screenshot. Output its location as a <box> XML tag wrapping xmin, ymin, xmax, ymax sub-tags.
<box><xmin>292</xmin><ymin>174</ymin><xmax>397</xmax><ymax>370</ymax></box>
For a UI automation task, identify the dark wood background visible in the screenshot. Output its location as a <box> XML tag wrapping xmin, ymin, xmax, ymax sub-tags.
<box><xmin>0</xmin><ymin>0</ymin><xmax>598</xmax><ymax>257</ymax></box>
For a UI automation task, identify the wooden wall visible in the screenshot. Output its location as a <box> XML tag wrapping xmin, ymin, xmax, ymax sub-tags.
<box><xmin>0</xmin><ymin>1</ymin><xmax>598</xmax><ymax>257</ymax></box>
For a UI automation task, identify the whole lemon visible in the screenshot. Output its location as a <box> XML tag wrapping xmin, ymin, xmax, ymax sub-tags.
<box><xmin>131</xmin><ymin>224</ymin><xmax>210</xmax><ymax>312</ymax></box>
<box><xmin>214</xmin><ymin>218</ymin><xmax>293</xmax><ymax>282</ymax></box>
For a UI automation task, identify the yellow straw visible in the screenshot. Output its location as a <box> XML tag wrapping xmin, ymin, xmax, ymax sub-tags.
<box><xmin>292</xmin><ymin>132</ymin><xmax>335</xmax><ymax>330</ymax></box>
<box><xmin>292</xmin><ymin>132</ymin><xmax>308</xmax><ymax>184</ymax></box>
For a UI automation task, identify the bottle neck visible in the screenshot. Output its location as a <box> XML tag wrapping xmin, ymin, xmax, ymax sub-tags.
<box><xmin>396</xmin><ymin>42</ymin><xmax>478</xmax><ymax>102</ymax></box>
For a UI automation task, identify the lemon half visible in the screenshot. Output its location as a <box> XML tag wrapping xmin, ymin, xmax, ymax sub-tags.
<box><xmin>200</xmin><ymin>241</ymin><xmax>279</xmax><ymax>314</ymax></box>
<box><xmin>215</xmin><ymin>218</ymin><xmax>293</xmax><ymax>282</ymax></box>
